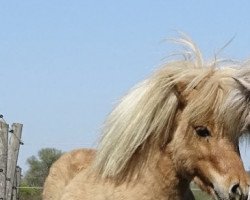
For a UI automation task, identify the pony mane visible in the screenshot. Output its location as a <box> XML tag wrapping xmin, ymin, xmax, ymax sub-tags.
<box><xmin>92</xmin><ymin>36</ymin><xmax>250</xmax><ymax>181</ymax></box>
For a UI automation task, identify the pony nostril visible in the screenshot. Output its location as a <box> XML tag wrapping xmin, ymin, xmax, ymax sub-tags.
<box><xmin>230</xmin><ymin>183</ymin><xmax>241</xmax><ymax>195</ymax></box>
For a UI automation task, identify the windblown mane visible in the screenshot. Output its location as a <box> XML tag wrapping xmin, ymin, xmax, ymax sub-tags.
<box><xmin>92</xmin><ymin>36</ymin><xmax>250</xmax><ymax>181</ymax></box>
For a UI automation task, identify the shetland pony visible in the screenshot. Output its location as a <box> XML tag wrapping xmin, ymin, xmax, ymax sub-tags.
<box><xmin>43</xmin><ymin>38</ymin><xmax>250</xmax><ymax>200</ymax></box>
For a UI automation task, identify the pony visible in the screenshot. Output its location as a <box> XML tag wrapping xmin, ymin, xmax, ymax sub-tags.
<box><xmin>43</xmin><ymin>37</ymin><xmax>250</xmax><ymax>200</ymax></box>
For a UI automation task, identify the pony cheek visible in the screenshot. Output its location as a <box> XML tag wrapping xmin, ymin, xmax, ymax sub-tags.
<box><xmin>168</xmin><ymin>139</ymin><xmax>200</xmax><ymax>174</ymax></box>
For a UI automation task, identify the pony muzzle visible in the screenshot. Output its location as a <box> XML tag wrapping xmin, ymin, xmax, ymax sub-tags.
<box><xmin>212</xmin><ymin>181</ymin><xmax>249</xmax><ymax>200</ymax></box>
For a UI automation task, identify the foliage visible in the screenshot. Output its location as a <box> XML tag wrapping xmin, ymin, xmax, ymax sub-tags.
<box><xmin>19</xmin><ymin>148</ymin><xmax>63</xmax><ymax>200</ymax></box>
<box><xmin>18</xmin><ymin>181</ymin><xmax>42</xmax><ymax>200</ymax></box>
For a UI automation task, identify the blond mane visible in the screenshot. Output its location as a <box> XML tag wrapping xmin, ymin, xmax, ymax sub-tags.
<box><xmin>92</xmin><ymin>37</ymin><xmax>250</xmax><ymax>181</ymax></box>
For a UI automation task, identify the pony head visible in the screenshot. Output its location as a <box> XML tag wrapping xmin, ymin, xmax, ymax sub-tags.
<box><xmin>93</xmin><ymin>37</ymin><xmax>250</xmax><ymax>199</ymax></box>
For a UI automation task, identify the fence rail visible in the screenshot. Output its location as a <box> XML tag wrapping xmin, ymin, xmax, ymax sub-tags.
<box><xmin>0</xmin><ymin>120</ymin><xmax>23</xmax><ymax>200</ymax></box>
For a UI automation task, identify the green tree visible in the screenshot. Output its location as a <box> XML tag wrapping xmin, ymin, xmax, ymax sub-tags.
<box><xmin>24</xmin><ymin>148</ymin><xmax>63</xmax><ymax>186</ymax></box>
<box><xmin>19</xmin><ymin>148</ymin><xmax>63</xmax><ymax>200</ymax></box>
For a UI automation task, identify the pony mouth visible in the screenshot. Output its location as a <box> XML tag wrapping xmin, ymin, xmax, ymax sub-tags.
<box><xmin>198</xmin><ymin>181</ymin><xmax>247</xmax><ymax>200</ymax></box>
<box><xmin>199</xmin><ymin>184</ymin><xmax>226</xmax><ymax>200</ymax></box>
<box><xmin>194</xmin><ymin>172</ymin><xmax>241</xmax><ymax>200</ymax></box>
<box><xmin>194</xmin><ymin>174</ymin><xmax>224</xmax><ymax>200</ymax></box>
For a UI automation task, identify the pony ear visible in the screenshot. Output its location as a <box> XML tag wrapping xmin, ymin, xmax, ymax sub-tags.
<box><xmin>175</xmin><ymin>81</ymin><xmax>189</xmax><ymax>107</ymax></box>
<box><xmin>233</xmin><ymin>77</ymin><xmax>250</xmax><ymax>100</ymax></box>
<box><xmin>232</xmin><ymin>77</ymin><xmax>250</xmax><ymax>132</ymax></box>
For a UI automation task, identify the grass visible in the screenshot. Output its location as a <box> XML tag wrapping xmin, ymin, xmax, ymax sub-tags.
<box><xmin>191</xmin><ymin>181</ymin><xmax>213</xmax><ymax>200</ymax></box>
<box><xmin>192</xmin><ymin>189</ymin><xmax>212</xmax><ymax>200</ymax></box>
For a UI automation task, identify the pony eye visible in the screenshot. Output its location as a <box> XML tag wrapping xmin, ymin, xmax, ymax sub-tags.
<box><xmin>194</xmin><ymin>126</ymin><xmax>210</xmax><ymax>137</ymax></box>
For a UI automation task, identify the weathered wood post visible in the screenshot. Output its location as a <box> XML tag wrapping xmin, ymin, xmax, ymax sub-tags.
<box><xmin>11</xmin><ymin>173</ymin><xmax>16</xmax><ymax>200</ymax></box>
<box><xmin>0</xmin><ymin>122</ymin><xmax>9</xmax><ymax>200</ymax></box>
<box><xmin>6</xmin><ymin>123</ymin><xmax>23</xmax><ymax>200</ymax></box>
<box><xmin>12</xmin><ymin>166</ymin><xmax>21</xmax><ymax>200</ymax></box>
<box><xmin>16</xmin><ymin>166</ymin><xmax>21</xmax><ymax>200</ymax></box>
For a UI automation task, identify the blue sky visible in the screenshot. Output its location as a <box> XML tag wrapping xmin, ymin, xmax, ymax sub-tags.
<box><xmin>0</xmin><ymin>0</ymin><xmax>250</xmax><ymax>171</ymax></box>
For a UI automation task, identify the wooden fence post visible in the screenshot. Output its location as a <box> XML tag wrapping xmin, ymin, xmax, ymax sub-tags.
<box><xmin>16</xmin><ymin>166</ymin><xmax>21</xmax><ymax>200</ymax></box>
<box><xmin>0</xmin><ymin>122</ymin><xmax>9</xmax><ymax>200</ymax></box>
<box><xmin>12</xmin><ymin>166</ymin><xmax>21</xmax><ymax>200</ymax></box>
<box><xmin>6</xmin><ymin>123</ymin><xmax>23</xmax><ymax>200</ymax></box>
<box><xmin>11</xmin><ymin>173</ymin><xmax>16</xmax><ymax>200</ymax></box>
